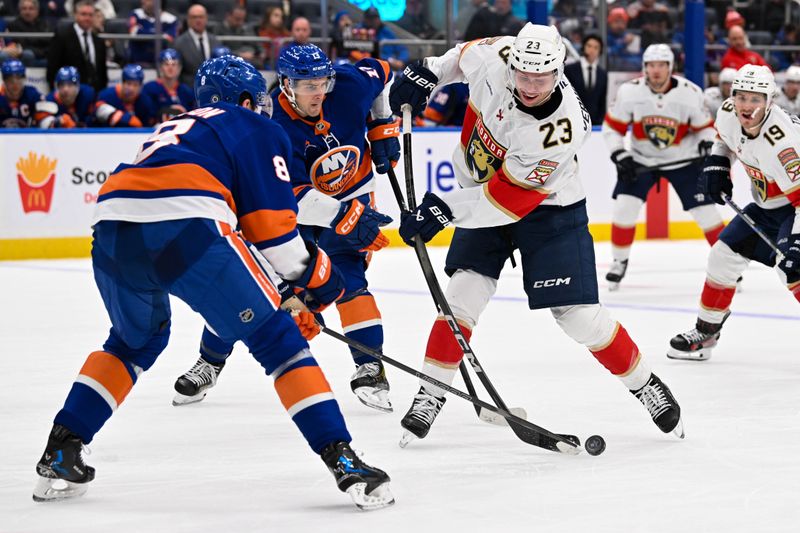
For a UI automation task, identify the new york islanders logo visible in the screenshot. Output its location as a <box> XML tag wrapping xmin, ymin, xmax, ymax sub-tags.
<box><xmin>642</xmin><ymin>115</ymin><xmax>679</xmax><ymax>149</ymax></box>
<box><xmin>309</xmin><ymin>145</ymin><xmax>361</xmax><ymax>195</ymax></box>
<box><xmin>16</xmin><ymin>152</ymin><xmax>57</xmax><ymax>213</ymax></box>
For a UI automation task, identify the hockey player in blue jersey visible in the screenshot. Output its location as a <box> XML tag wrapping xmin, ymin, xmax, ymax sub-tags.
<box><xmin>417</xmin><ymin>82</ymin><xmax>469</xmax><ymax>127</ymax></box>
<box><xmin>32</xmin><ymin>55</ymin><xmax>394</xmax><ymax>511</ymax></box>
<box><xmin>95</xmin><ymin>63</ymin><xmax>157</xmax><ymax>127</ymax></box>
<box><xmin>0</xmin><ymin>59</ymin><xmax>47</xmax><ymax>128</ymax></box>
<box><xmin>39</xmin><ymin>66</ymin><xmax>96</xmax><ymax>128</ymax></box>
<box><xmin>173</xmin><ymin>44</ymin><xmax>399</xmax><ymax>413</ymax></box>
<box><xmin>142</xmin><ymin>49</ymin><xmax>195</xmax><ymax>123</ymax></box>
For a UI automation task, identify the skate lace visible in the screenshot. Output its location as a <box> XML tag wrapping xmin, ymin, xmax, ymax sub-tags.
<box><xmin>183</xmin><ymin>360</ymin><xmax>218</xmax><ymax>387</ymax></box>
<box><xmin>636</xmin><ymin>382</ymin><xmax>670</xmax><ymax>419</ymax></box>
<box><xmin>353</xmin><ymin>362</ymin><xmax>381</xmax><ymax>379</ymax></box>
<box><xmin>410</xmin><ymin>393</ymin><xmax>444</xmax><ymax>425</ymax></box>
<box><xmin>681</xmin><ymin>328</ymin><xmax>707</xmax><ymax>344</ymax></box>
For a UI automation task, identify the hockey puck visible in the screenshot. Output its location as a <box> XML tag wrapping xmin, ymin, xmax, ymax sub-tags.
<box><xmin>585</xmin><ymin>435</ymin><xmax>606</xmax><ymax>456</ymax></box>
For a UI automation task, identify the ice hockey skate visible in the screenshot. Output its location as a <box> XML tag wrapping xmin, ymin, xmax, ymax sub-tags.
<box><xmin>172</xmin><ymin>356</ymin><xmax>226</xmax><ymax>406</ymax></box>
<box><xmin>33</xmin><ymin>424</ymin><xmax>95</xmax><ymax>502</ymax></box>
<box><xmin>321</xmin><ymin>441</ymin><xmax>394</xmax><ymax>511</ymax></box>
<box><xmin>667</xmin><ymin>315</ymin><xmax>727</xmax><ymax>361</ymax></box>
<box><xmin>605</xmin><ymin>259</ymin><xmax>628</xmax><ymax>291</ymax></box>
<box><xmin>350</xmin><ymin>361</ymin><xmax>392</xmax><ymax>413</ymax></box>
<box><xmin>399</xmin><ymin>387</ymin><xmax>446</xmax><ymax>448</ymax></box>
<box><xmin>631</xmin><ymin>373</ymin><xmax>684</xmax><ymax>438</ymax></box>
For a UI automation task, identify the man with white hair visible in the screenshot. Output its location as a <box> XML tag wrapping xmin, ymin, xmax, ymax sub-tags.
<box><xmin>705</xmin><ymin>67</ymin><xmax>737</xmax><ymax>117</ymax></box>
<box><xmin>388</xmin><ymin>24</ymin><xmax>684</xmax><ymax>446</ymax></box>
<box><xmin>603</xmin><ymin>44</ymin><xmax>725</xmax><ymax>289</ymax></box>
<box><xmin>774</xmin><ymin>65</ymin><xmax>800</xmax><ymax>115</ymax></box>
<box><xmin>668</xmin><ymin>64</ymin><xmax>800</xmax><ymax>360</ymax></box>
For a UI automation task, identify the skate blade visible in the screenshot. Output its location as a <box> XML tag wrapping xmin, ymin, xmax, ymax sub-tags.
<box><xmin>478</xmin><ymin>407</ymin><xmax>528</xmax><ymax>426</ymax></box>
<box><xmin>398</xmin><ymin>430</ymin><xmax>417</xmax><ymax>449</ymax></box>
<box><xmin>666</xmin><ymin>346</ymin><xmax>712</xmax><ymax>361</ymax></box>
<box><xmin>671</xmin><ymin>418</ymin><xmax>685</xmax><ymax>439</ymax></box>
<box><xmin>346</xmin><ymin>482</ymin><xmax>395</xmax><ymax>511</ymax></box>
<box><xmin>353</xmin><ymin>388</ymin><xmax>393</xmax><ymax>413</ymax></box>
<box><xmin>607</xmin><ymin>281</ymin><xmax>621</xmax><ymax>292</ymax></box>
<box><xmin>32</xmin><ymin>475</ymin><xmax>89</xmax><ymax>502</ymax></box>
<box><xmin>172</xmin><ymin>391</ymin><xmax>208</xmax><ymax>406</ymax></box>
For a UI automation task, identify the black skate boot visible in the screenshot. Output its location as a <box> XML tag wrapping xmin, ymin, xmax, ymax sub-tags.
<box><xmin>350</xmin><ymin>360</ymin><xmax>392</xmax><ymax>413</ymax></box>
<box><xmin>399</xmin><ymin>387</ymin><xmax>446</xmax><ymax>448</ymax></box>
<box><xmin>173</xmin><ymin>356</ymin><xmax>226</xmax><ymax>406</ymax></box>
<box><xmin>667</xmin><ymin>314</ymin><xmax>728</xmax><ymax>361</ymax></box>
<box><xmin>321</xmin><ymin>441</ymin><xmax>394</xmax><ymax>511</ymax></box>
<box><xmin>631</xmin><ymin>374</ymin><xmax>684</xmax><ymax>438</ymax></box>
<box><xmin>605</xmin><ymin>259</ymin><xmax>628</xmax><ymax>291</ymax></box>
<box><xmin>33</xmin><ymin>424</ymin><xmax>95</xmax><ymax>502</ymax></box>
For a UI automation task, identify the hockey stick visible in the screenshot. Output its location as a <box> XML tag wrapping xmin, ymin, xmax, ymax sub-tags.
<box><xmin>320</xmin><ymin>323</ymin><xmax>582</xmax><ymax>454</ymax></box>
<box><xmin>722</xmin><ymin>194</ymin><xmax>784</xmax><ymax>260</ymax></box>
<box><xmin>634</xmin><ymin>155</ymin><xmax>705</xmax><ymax>176</ymax></box>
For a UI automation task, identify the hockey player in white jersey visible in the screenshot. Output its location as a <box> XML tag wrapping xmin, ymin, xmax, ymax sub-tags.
<box><xmin>388</xmin><ymin>24</ymin><xmax>684</xmax><ymax>446</ymax></box>
<box><xmin>704</xmin><ymin>68</ymin><xmax>736</xmax><ymax>117</ymax></box>
<box><xmin>669</xmin><ymin>65</ymin><xmax>800</xmax><ymax>360</ymax></box>
<box><xmin>773</xmin><ymin>65</ymin><xmax>800</xmax><ymax>116</ymax></box>
<box><xmin>603</xmin><ymin>44</ymin><xmax>726</xmax><ymax>289</ymax></box>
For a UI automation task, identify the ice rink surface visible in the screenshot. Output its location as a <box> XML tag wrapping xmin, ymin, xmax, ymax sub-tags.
<box><xmin>1</xmin><ymin>240</ymin><xmax>798</xmax><ymax>533</ymax></box>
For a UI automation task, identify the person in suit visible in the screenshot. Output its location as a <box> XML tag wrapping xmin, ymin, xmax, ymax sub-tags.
<box><xmin>564</xmin><ymin>34</ymin><xmax>607</xmax><ymax>126</ymax></box>
<box><xmin>46</xmin><ymin>0</ymin><xmax>107</xmax><ymax>92</ymax></box>
<box><xmin>174</xmin><ymin>4</ymin><xmax>220</xmax><ymax>86</ymax></box>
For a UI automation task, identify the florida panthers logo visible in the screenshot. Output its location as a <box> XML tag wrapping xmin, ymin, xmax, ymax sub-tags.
<box><xmin>642</xmin><ymin>115</ymin><xmax>679</xmax><ymax>149</ymax></box>
<box><xmin>464</xmin><ymin>116</ymin><xmax>505</xmax><ymax>183</ymax></box>
<box><xmin>742</xmin><ymin>162</ymin><xmax>769</xmax><ymax>201</ymax></box>
<box><xmin>309</xmin><ymin>145</ymin><xmax>361</xmax><ymax>195</ymax></box>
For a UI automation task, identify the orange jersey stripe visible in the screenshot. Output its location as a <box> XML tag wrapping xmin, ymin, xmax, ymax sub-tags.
<box><xmin>274</xmin><ymin>365</ymin><xmax>332</xmax><ymax>411</ymax></box>
<box><xmin>604</xmin><ymin>114</ymin><xmax>629</xmax><ymax>135</ymax></box>
<box><xmin>100</xmin><ymin>163</ymin><xmax>237</xmax><ymax>213</ymax></box>
<box><xmin>79</xmin><ymin>351</ymin><xmax>134</xmax><ymax>406</ymax></box>
<box><xmin>238</xmin><ymin>208</ymin><xmax>297</xmax><ymax>244</ymax></box>
<box><xmin>484</xmin><ymin>167</ymin><xmax>548</xmax><ymax>220</ymax></box>
<box><xmin>224</xmin><ymin>230</ymin><xmax>281</xmax><ymax>308</ymax></box>
<box><xmin>786</xmin><ymin>186</ymin><xmax>800</xmax><ymax>207</ymax></box>
<box><xmin>337</xmin><ymin>294</ymin><xmax>381</xmax><ymax>329</ymax></box>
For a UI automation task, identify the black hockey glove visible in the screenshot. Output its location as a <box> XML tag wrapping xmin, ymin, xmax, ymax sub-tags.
<box><xmin>331</xmin><ymin>199</ymin><xmax>393</xmax><ymax>251</ymax></box>
<box><xmin>610</xmin><ymin>149</ymin><xmax>639</xmax><ymax>184</ymax></box>
<box><xmin>389</xmin><ymin>60</ymin><xmax>439</xmax><ymax>116</ymax></box>
<box><xmin>698</xmin><ymin>154</ymin><xmax>732</xmax><ymax>205</ymax></box>
<box><xmin>399</xmin><ymin>192</ymin><xmax>453</xmax><ymax>246</ymax></box>
<box><xmin>367</xmin><ymin>117</ymin><xmax>401</xmax><ymax>174</ymax></box>
<box><xmin>778</xmin><ymin>233</ymin><xmax>800</xmax><ymax>283</ymax></box>
<box><xmin>697</xmin><ymin>139</ymin><xmax>714</xmax><ymax>158</ymax></box>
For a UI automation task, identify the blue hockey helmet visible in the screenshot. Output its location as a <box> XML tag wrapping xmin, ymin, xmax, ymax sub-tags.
<box><xmin>55</xmin><ymin>66</ymin><xmax>80</xmax><ymax>85</ymax></box>
<box><xmin>122</xmin><ymin>63</ymin><xmax>145</xmax><ymax>83</ymax></box>
<box><xmin>1</xmin><ymin>59</ymin><xmax>26</xmax><ymax>79</ymax></box>
<box><xmin>277</xmin><ymin>44</ymin><xmax>335</xmax><ymax>107</ymax></box>
<box><xmin>158</xmin><ymin>48</ymin><xmax>181</xmax><ymax>64</ymax></box>
<box><xmin>194</xmin><ymin>55</ymin><xmax>268</xmax><ymax>114</ymax></box>
<box><xmin>212</xmin><ymin>46</ymin><xmax>231</xmax><ymax>59</ymax></box>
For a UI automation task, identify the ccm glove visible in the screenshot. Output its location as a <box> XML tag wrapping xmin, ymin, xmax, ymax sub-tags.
<box><xmin>367</xmin><ymin>117</ymin><xmax>401</xmax><ymax>174</ymax></box>
<box><xmin>610</xmin><ymin>149</ymin><xmax>639</xmax><ymax>184</ymax></box>
<box><xmin>697</xmin><ymin>139</ymin><xmax>714</xmax><ymax>157</ymax></box>
<box><xmin>292</xmin><ymin>241</ymin><xmax>345</xmax><ymax>311</ymax></box>
<box><xmin>778</xmin><ymin>233</ymin><xmax>800</xmax><ymax>282</ymax></box>
<box><xmin>698</xmin><ymin>154</ymin><xmax>732</xmax><ymax>205</ymax></box>
<box><xmin>332</xmin><ymin>199</ymin><xmax>393</xmax><ymax>251</ymax></box>
<box><xmin>389</xmin><ymin>60</ymin><xmax>438</xmax><ymax>116</ymax></box>
<box><xmin>399</xmin><ymin>192</ymin><xmax>453</xmax><ymax>246</ymax></box>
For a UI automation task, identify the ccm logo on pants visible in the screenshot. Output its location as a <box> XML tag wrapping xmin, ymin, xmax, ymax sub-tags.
<box><xmin>532</xmin><ymin>277</ymin><xmax>572</xmax><ymax>289</ymax></box>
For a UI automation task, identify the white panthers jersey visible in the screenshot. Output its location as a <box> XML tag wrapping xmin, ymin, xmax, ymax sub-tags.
<box><xmin>712</xmin><ymin>99</ymin><xmax>800</xmax><ymax>231</ymax></box>
<box><xmin>704</xmin><ymin>87</ymin><xmax>725</xmax><ymax>119</ymax></box>
<box><xmin>423</xmin><ymin>36</ymin><xmax>592</xmax><ymax>228</ymax></box>
<box><xmin>773</xmin><ymin>88</ymin><xmax>800</xmax><ymax>117</ymax></box>
<box><xmin>603</xmin><ymin>75</ymin><xmax>715</xmax><ymax>169</ymax></box>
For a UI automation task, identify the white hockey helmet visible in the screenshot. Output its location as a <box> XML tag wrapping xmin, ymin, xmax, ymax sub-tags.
<box><xmin>507</xmin><ymin>23</ymin><xmax>566</xmax><ymax>92</ymax></box>
<box><xmin>642</xmin><ymin>43</ymin><xmax>674</xmax><ymax>73</ymax></box>
<box><xmin>732</xmin><ymin>64</ymin><xmax>777</xmax><ymax>111</ymax></box>
<box><xmin>786</xmin><ymin>65</ymin><xmax>800</xmax><ymax>83</ymax></box>
<box><xmin>719</xmin><ymin>67</ymin><xmax>737</xmax><ymax>86</ymax></box>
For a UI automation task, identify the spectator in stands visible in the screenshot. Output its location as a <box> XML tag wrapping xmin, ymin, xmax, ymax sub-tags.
<box><xmin>606</xmin><ymin>6</ymin><xmax>641</xmax><ymax>71</ymax></box>
<box><xmin>40</xmin><ymin>65</ymin><xmax>96</xmax><ymax>128</ymax></box>
<box><xmin>772</xmin><ymin>24</ymin><xmax>800</xmax><ymax>71</ymax></box>
<box><xmin>724</xmin><ymin>10</ymin><xmax>745</xmax><ymax>31</ymax></box>
<box><xmin>174</xmin><ymin>4</ymin><xmax>221</xmax><ymax>85</ymax></box>
<box><xmin>774</xmin><ymin>65</ymin><xmax>800</xmax><ymax>115</ymax></box>
<box><xmin>396</xmin><ymin>0</ymin><xmax>438</xmax><ymax>40</ymax></box>
<box><xmin>564</xmin><ymin>34</ymin><xmax>606</xmax><ymax>126</ymax></box>
<box><xmin>455</xmin><ymin>0</ymin><xmax>486</xmax><ymax>40</ymax></box>
<box><xmin>128</xmin><ymin>0</ymin><xmax>179</xmax><ymax>66</ymax></box>
<box><xmin>627</xmin><ymin>0</ymin><xmax>671</xmax><ymax>49</ymax></box>
<box><xmin>329</xmin><ymin>10</ymin><xmax>368</xmax><ymax>64</ymax></box>
<box><xmin>46</xmin><ymin>0</ymin><xmax>108</xmax><ymax>92</ymax></box>
<box><xmin>721</xmin><ymin>25</ymin><xmax>768</xmax><ymax>70</ymax></box>
<box><xmin>0</xmin><ymin>58</ymin><xmax>47</xmax><ymax>127</ymax></box>
<box><xmin>358</xmin><ymin>6</ymin><xmax>408</xmax><ymax>71</ymax></box>
<box><xmin>285</xmin><ymin>16</ymin><xmax>311</xmax><ymax>48</ymax></box>
<box><xmin>143</xmin><ymin>48</ymin><xmax>194</xmax><ymax>123</ymax></box>
<box><xmin>65</xmin><ymin>0</ymin><xmax>114</xmax><ymax>19</ymax></box>
<box><xmin>93</xmin><ymin>7</ymin><xmax>119</xmax><ymax>66</ymax></box>
<box><xmin>464</xmin><ymin>0</ymin><xmax>524</xmax><ymax>41</ymax></box>
<box><xmin>95</xmin><ymin>63</ymin><xmax>155</xmax><ymax>127</ymax></box>
<box><xmin>7</xmin><ymin>0</ymin><xmax>50</xmax><ymax>66</ymax></box>
<box><xmin>42</xmin><ymin>0</ymin><xmax>67</xmax><ymax>26</ymax></box>
<box><xmin>221</xmin><ymin>5</ymin><xmax>260</xmax><ymax>66</ymax></box>
<box><xmin>256</xmin><ymin>5</ymin><xmax>289</xmax><ymax>69</ymax></box>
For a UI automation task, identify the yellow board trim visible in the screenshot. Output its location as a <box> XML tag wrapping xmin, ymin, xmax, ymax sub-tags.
<box><xmin>0</xmin><ymin>221</ymin><xmax>717</xmax><ymax>260</ymax></box>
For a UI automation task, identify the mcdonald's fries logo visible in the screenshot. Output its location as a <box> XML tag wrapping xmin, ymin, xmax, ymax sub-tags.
<box><xmin>16</xmin><ymin>152</ymin><xmax>57</xmax><ymax>213</ymax></box>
